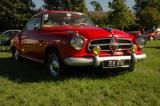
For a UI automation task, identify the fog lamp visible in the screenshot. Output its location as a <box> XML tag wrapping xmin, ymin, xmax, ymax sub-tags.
<box><xmin>131</xmin><ymin>44</ymin><xmax>138</xmax><ymax>53</ymax></box>
<box><xmin>93</xmin><ymin>46</ymin><xmax>101</xmax><ymax>56</ymax></box>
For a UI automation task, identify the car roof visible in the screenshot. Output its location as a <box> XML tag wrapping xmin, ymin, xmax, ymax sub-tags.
<box><xmin>2</xmin><ymin>30</ymin><xmax>21</xmax><ymax>34</ymax></box>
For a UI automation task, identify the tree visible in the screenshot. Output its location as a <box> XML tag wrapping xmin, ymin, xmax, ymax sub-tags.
<box><xmin>107</xmin><ymin>0</ymin><xmax>135</xmax><ymax>30</ymax></box>
<box><xmin>133</xmin><ymin>0</ymin><xmax>148</xmax><ymax>14</ymax></box>
<box><xmin>134</xmin><ymin>0</ymin><xmax>160</xmax><ymax>29</ymax></box>
<box><xmin>0</xmin><ymin>0</ymin><xmax>35</xmax><ymax>31</ymax></box>
<box><xmin>90</xmin><ymin>1</ymin><xmax>103</xmax><ymax>11</ymax></box>
<box><xmin>138</xmin><ymin>7</ymin><xmax>160</xmax><ymax>28</ymax></box>
<box><xmin>43</xmin><ymin>0</ymin><xmax>87</xmax><ymax>12</ymax></box>
<box><xmin>134</xmin><ymin>0</ymin><xmax>160</xmax><ymax>14</ymax></box>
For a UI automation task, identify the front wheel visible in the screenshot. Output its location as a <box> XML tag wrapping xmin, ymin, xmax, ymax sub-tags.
<box><xmin>126</xmin><ymin>55</ymin><xmax>136</xmax><ymax>72</ymax></box>
<box><xmin>47</xmin><ymin>51</ymin><xmax>63</xmax><ymax>77</ymax></box>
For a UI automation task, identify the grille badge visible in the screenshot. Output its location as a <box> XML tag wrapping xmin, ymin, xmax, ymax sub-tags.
<box><xmin>110</xmin><ymin>35</ymin><xmax>119</xmax><ymax>54</ymax></box>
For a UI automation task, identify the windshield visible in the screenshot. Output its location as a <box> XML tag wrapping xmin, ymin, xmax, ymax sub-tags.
<box><xmin>43</xmin><ymin>13</ymin><xmax>95</xmax><ymax>27</ymax></box>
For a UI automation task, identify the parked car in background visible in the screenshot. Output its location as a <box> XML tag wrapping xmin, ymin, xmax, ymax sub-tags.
<box><xmin>146</xmin><ymin>28</ymin><xmax>160</xmax><ymax>40</ymax></box>
<box><xmin>0</xmin><ymin>30</ymin><xmax>21</xmax><ymax>46</ymax></box>
<box><xmin>11</xmin><ymin>10</ymin><xmax>146</xmax><ymax>77</ymax></box>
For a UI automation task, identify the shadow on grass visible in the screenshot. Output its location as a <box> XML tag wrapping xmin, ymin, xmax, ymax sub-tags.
<box><xmin>145</xmin><ymin>46</ymin><xmax>160</xmax><ymax>49</ymax></box>
<box><xmin>0</xmin><ymin>57</ymin><xmax>127</xmax><ymax>83</ymax></box>
<box><xmin>0</xmin><ymin>57</ymin><xmax>53</xmax><ymax>83</ymax></box>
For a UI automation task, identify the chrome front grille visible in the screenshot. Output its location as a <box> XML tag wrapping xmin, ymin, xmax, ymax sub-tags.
<box><xmin>88</xmin><ymin>38</ymin><xmax>132</xmax><ymax>51</ymax></box>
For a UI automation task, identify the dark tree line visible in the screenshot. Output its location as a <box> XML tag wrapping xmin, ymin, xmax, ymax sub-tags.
<box><xmin>0</xmin><ymin>0</ymin><xmax>160</xmax><ymax>32</ymax></box>
<box><xmin>43</xmin><ymin>0</ymin><xmax>87</xmax><ymax>12</ymax></box>
<box><xmin>134</xmin><ymin>0</ymin><xmax>160</xmax><ymax>29</ymax></box>
<box><xmin>0</xmin><ymin>0</ymin><xmax>35</xmax><ymax>32</ymax></box>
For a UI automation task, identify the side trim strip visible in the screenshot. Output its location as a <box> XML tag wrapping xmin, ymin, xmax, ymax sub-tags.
<box><xmin>19</xmin><ymin>55</ymin><xmax>44</xmax><ymax>63</ymax></box>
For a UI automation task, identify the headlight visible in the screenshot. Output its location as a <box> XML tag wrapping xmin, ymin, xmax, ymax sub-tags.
<box><xmin>136</xmin><ymin>35</ymin><xmax>146</xmax><ymax>48</ymax></box>
<box><xmin>71</xmin><ymin>36</ymin><xmax>84</xmax><ymax>50</ymax></box>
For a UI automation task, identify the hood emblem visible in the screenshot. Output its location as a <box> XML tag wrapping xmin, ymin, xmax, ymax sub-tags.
<box><xmin>110</xmin><ymin>35</ymin><xmax>119</xmax><ymax>54</ymax></box>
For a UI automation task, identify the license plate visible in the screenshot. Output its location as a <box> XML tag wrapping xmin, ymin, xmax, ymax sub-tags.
<box><xmin>103</xmin><ymin>60</ymin><xmax>126</xmax><ymax>68</ymax></box>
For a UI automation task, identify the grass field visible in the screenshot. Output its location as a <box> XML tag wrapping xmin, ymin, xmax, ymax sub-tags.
<box><xmin>0</xmin><ymin>41</ymin><xmax>160</xmax><ymax>106</ymax></box>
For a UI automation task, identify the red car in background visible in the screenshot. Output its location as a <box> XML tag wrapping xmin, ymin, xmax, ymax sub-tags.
<box><xmin>11</xmin><ymin>10</ymin><xmax>146</xmax><ymax>77</ymax></box>
<box><xmin>146</xmin><ymin>28</ymin><xmax>160</xmax><ymax>40</ymax></box>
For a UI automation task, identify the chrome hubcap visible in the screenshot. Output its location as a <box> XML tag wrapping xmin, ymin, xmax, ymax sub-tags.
<box><xmin>49</xmin><ymin>56</ymin><xmax>60</xmax><ymax>76</ymax></box>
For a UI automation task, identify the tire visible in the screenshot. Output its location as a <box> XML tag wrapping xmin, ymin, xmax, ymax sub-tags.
<box><xmin>127</xmin><ymin>62</ymin><xmax>135</xmax><ymax>72</ymax></box>
<box><xmin>12</xmin><ymin>47</ymin><xmax>19</xmax><ymax>61</ymax></box>
<box><xmin>128</xmin><ymin>55</ymin><xmax>136</xmax><ymax>72</ymax></box>
<box><xmin>124</xmin><ymin>55</ymin><xmax>136</xmax><ymax>72</ymax></box>
<box><xmin>47</xmin><ymin>51</ymin><xmax>64</xmax><ymax>77</ymax></box>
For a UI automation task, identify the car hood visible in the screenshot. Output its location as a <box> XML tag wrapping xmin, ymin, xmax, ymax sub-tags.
<box><xmin>43</xmin><ymin>26</ymin><xmax>130</xmax><ymax>39</ymax></box>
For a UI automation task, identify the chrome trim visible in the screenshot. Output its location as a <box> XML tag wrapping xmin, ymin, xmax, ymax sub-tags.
<box><xmin>88</xmin><ymin>38</ymin><xmax>132</xmax><ymax>52</ymax></box>
<box><xmin>135</xmin><ymin>54</ymin><xmax>146</xmax><ymax>61</ymax></box>
<box><xmin>64</xmin><ymin>57</ymin><xmax>94</xmax><ymax>66</ymax></box>
<box><xmin>116</xmin><ymin>48</ymin><xmax>131</xmax><ymax>51</ymax></box>
<box><xmin>102</xmin><ymin>65</ymin><xmax>130</xmax><ymax>69</ymax></box>
<box><xmin>90</xmin><ymin>43</ymin><xmax>132</xmax><ymax>46</ymax></box>
<box><xmin>88</xmin><ymin>38</ymin><xmax>111</xmax><ymax>50</ymax></box>
<box><xmin>64</xmin><ymin>53</ymin><xmax>146</xmax><ymax>67</ymax></box>
<box><xmin>65</xmin><ymin>55</ymin><xmax>132</xmax><ymax>66</ymax></box>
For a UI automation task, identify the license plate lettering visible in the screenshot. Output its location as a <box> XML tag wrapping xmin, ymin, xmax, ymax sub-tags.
<box><xmin>108</xmin><ymin>60</ymin><xmax>117</xmax><ymax>67</ymax></box>
<box><xmin>103</xmin><ymin>60</ymin><xmax>125</xmax><ymax>68</ymax></box>
<box><xmin>117</xmin><ymin>60</ymin><xmax>125</xmax><ymax>66</ymax></box>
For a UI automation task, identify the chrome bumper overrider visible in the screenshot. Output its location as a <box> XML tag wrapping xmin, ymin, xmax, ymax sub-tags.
<box><xmin>64</xmin><ymin>54</ymin><xmax>146</xmax><ymax>67</ymax></box>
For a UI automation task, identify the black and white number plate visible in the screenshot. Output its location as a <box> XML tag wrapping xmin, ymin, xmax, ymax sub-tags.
<box><xmin>102</xmin><ymin>60</ymin><xmax>128</xmax><ymax>68</ymax></box>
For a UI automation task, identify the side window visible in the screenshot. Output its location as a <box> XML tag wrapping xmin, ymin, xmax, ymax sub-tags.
<box><xmin>3</xmin><ymin>32</ymin><xmax>8</xmax><ymax>35</ymax></box>
<box><xmin>26</xmin><ymin>16</ymin><xmax>41</xmax><ymax>31</ymax></box>
<box><xmin>2</xmin><ymin>31</ymin><xmax>14</xmax><ymax>37</ymax></box>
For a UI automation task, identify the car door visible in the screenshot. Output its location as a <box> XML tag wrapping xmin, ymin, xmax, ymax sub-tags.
<box><xmin>21</xmin><ymin>15</ymin><xmax>42</xmax><ymax>59</ymax></box>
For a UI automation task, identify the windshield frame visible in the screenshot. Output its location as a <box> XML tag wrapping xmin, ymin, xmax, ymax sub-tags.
<box><xmin>42</xmin><ymin>12</ymin><xmax>95</xmax><ymax>27</ymax></box>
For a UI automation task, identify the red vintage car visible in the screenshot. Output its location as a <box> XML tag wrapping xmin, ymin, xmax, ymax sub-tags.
<box><xmin>11</xmin><ymin>10</ymin><xmax>146</xmax><ymax>77</ymax></box>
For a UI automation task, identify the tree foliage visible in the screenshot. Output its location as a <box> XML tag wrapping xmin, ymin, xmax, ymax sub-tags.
<box><xmin>134</xmin><ymin>0</ymin><xmax>160</xmax><ymax>14</ymax></box>
<box><xmin>43</xmin><ymin>0</ymin><xmax>87</xmax><ymax>12</ymax></box>
<box><xmin>87</xmin><ymin>11</ymin><xmax>108</xmax><ymax>26</ymax></box>
<box><xmin>134</xmin><ymin>0</ymin><xmax>160</xmax><ymax>29</ymax></box>
<box><xmin>0</xmin><ymin>0</ymin><xmax>35</xmax><ymax>31</ymax></box>
<box><xmin>107</xmin><ymin>0</ymin><xmax>135</xmax><ymax>30</ymax></box>
<box><xmin>90</xmin><ymin>1</ymin><xmax>103</xmax><ymax>11</ymax></box>
<box><xmin>138</xmin><ymin>7</ymin><xmax>160</xmax><ymax>28</ymax></box>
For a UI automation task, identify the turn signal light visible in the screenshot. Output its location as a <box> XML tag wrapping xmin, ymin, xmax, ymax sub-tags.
<box><xmin>93</xmin><ymin>46</ymin><xmax>101</xmax><ymax>56</ymax></box>
<box><xmin>131</xmin><ymin>44</ymin><xmax>138</xmax><ymax>53</ymax></box>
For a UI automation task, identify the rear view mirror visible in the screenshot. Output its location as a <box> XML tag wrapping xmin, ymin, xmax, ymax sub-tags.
<box><xmin>33</xmin><ymin>24</ymin><xmax>40</xmax><ymax>30</ymax></box>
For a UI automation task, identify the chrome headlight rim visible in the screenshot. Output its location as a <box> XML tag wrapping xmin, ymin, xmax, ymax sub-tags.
<box><xmin>70</xmin><ymin>36</ymin><xmax>85</xmax><ymax>50</ymax></box>
<box><xmin>136</xmin><ymin>35</ymin><xmax>146</xmax><ymax>48</ymax></box>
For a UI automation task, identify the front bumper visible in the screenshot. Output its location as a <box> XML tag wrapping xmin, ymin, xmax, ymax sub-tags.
<box><xmin>64</xmin><ymin>53</ymin><xmax>146</xmax><ymax>67</ymax></box>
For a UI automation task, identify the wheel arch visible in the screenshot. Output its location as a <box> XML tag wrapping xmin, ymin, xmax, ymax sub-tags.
<box><xmin>44</xmin><ymin>46</ymin><xmax>61</xmax><ymax>63</ymax></box>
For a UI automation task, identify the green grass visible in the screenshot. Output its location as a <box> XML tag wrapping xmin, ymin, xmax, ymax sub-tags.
<box><xmin>0</xmin><ymin>41</ymin><xmax>160</xmax><ymax>106</ymax></box>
